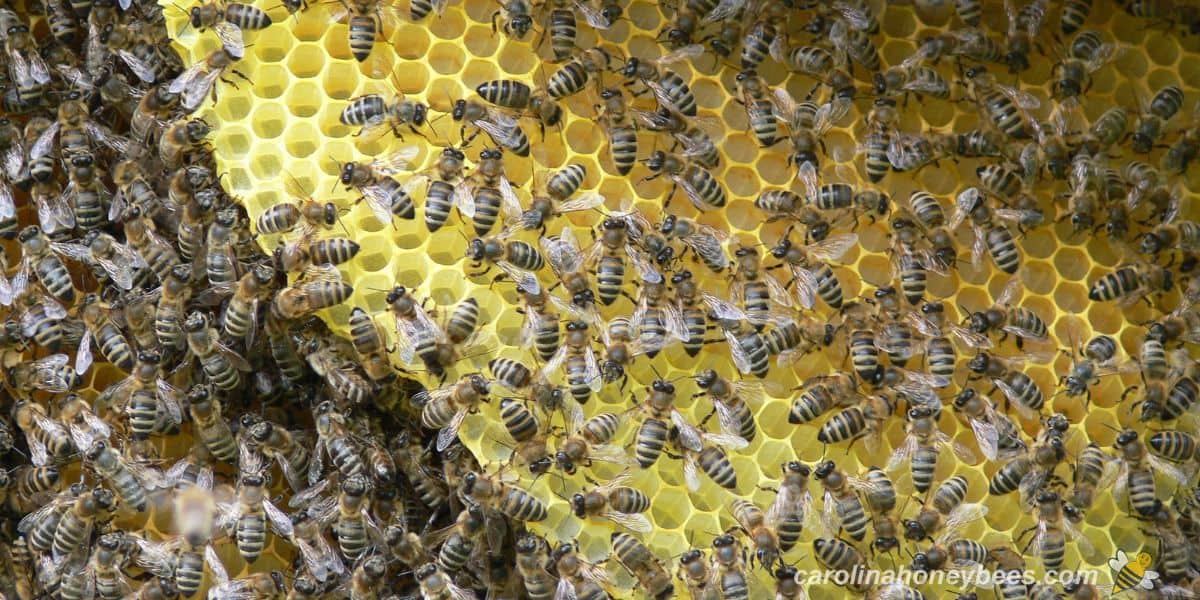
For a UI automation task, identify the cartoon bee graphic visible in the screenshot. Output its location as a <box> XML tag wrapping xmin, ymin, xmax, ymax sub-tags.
<box><xmin>1108</xmin><ymin>550</ymin><xmax>1158</xmax><ymax>594</ymax></box>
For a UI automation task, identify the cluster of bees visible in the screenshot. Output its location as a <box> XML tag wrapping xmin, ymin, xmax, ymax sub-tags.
<box><xmin>0</xmin><ymin>0</ymin><xmax>1199</xmax><ymax>598</ymax></box>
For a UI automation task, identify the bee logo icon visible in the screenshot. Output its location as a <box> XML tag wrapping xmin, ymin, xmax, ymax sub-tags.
<box><xmin>1109</xmin><ymin>550</ymin><xmax>1159</xmax><ymax>594</ymax></box>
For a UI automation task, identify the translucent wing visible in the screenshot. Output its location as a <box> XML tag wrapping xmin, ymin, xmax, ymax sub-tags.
<box><xmin>791</xmin><ymin>268</ymin><xmax>818</xmax><ymax>309</ymax></box>
<box><xmin>213</xmin><ymin>21</ymin><xmax>245</xmax><ymax>58</ymax></box>
<box><xmin>30</xmin><ymin>121</ymin><xmax>60</xmax><ymax>161</ymax></box>
<box><xmin>671</xmin><ymin>410</ymin><xmax>703</xmax><ymax>452</ymax></box>
<box><xmin>263</xmin><ymin>499</ymin><xmax>294</xmax><ymax>537</ymax></box>
<box><xmin>722</xmin><ymin>328</ymin><xmax>752</xmax><ymax>375</ymax></box>
<box><xmin>950</xmin><ymin>187</ymin><xmax>981</xmax><ymax>231</ymax></box>
<box><xmin>157</xmin><ymin>379</ymin><xmax>184</xmax><ymax>425</ymax></box>
<box><xmin>116</xmin><ymin>49</ymin><xmax>159</xmax><ymax>83</ymax></box>
<box><xmin>968</xmin><ymin>417</ymin><xmax>999</xmax><ymax>461</ymax></box>
<box><xmin>625</xmin><ymin>244</ymin><xmax>663</xmax><ymax>284</ymax></box>
<box><xmin>702</xmin><ymin>292</ymin><xmax>748</xmax><ymax>320</ymax></box>
<box><xmin>809</xmin><ymin>233</ymin><xmax>858</xmax><ymax>261</ymax></box>
<box><xmin>571</xmin><ymin>0</ymin><xmax>609</xmax><ymax>27</ymax></box>
<box><xmin>75</xmin><ymin>327</ymin><xmax>94</xmax><ymax>376</ymax></box>
<box><xmin>557</xmin><ymin>191</ymin><xmax>605</xmax><ymax>213</ymax></box>
<box><xmin>361</xmin><ymin>183</ymin><xmax>400</xmax><ymax>226</ymax></box>
<box><xmin>205</xmin><ymin>544</ymin><xmax>228</xmax><ymax>585</ymax></box>
<box><xmin>436</xmin><ymin>409</ymin><xmax>468</xmax><ymax>452</ymax></box>
<box><xmin>682</xmin><ymin>454</ymin><xmax>701</xmax><ymax>491</ymax></box>
<box><xmin>476</xmin><ymin>119</ymin><xmax>525</xmax><ymax>150</ymax></box>
<box><xmin>886</xmin><ymin>436</ymin><xmax>918</xmax><ymax>471</ymax></box>
<box><xmin>498</xmin><ymin>261</ymin><xmax>541</xmax><ymax>295</ymax></box>
<box><xmin>603</xmin><ymin>510</ymin><xmax>652</xmax><ymax>532</ymax></box>
<box><xmin>372</xmin><ymin>146</ymin><xmax>420</xmax><ymax>175</ymax></box>
<box><xmin>656</xmin><ymin>44</ymin><xmax>705</xmax><ymax>65</ymax></box>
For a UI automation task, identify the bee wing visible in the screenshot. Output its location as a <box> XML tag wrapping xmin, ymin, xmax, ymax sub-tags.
<box><xmin>684</xmin><ymin>232</ymin><xmax>729</xmax><ymax>270</ymax></box>
<box><xmin>797</xmin><ymin>162</ymin><xmax>819</xmax><ymax>202</ymax></box>
<box><xmin>699</xmin><ymin>0</ymin><xmax>745</xmax><ymax>21</ymax></box>
<box><xmin>722</xmin><ymin>328</ymin><xmax>753</xmax><ymax>375</ymax></box>
<box><xmin>702</xmin><ymin>292</ymin><xmax>748</xmax><ymax>320</ymax></box>
<box><xmin>602</xmin><ymin>509</ymin><xmax>653</xmax><ymax>533</ymax></box>
<box><xmin>132</xmin><ymin>537</ymin><xmax>177</xmax><ymax>576</ymax></box>
<box><xmin>764</xmin><ymin>272</ymin><xmax>793</xmax><ymax>308</ymax></box>
<box><xmin>116</xmin><ymin>49</ymin><xmax>159</xmax><ymax>83</ymax></box>
<box><xmin>582</xmin><ymin>346</ymin><xmax>602</xmax><ymax>391</ymax></box>
<box><xmin>886</xmin><ymin>436</ymin><xmax>918</xmax><ymax>472</ymax></box>
<box><xmin>833</xmin><ymin>0</ymin><xmax>874</xmax><ymax>31</ymax></box>
<box><xmin>570</xmin><ymin>0</ymin><xmax>610</xmax><ymax>27</ymax></box>
<box><xmin>183</xmin><ymin>68</ymin><xmax>223</xmax><ymax>110</ymax></box>
<box><xmin>213</xmin><ymin>21</ymin><xmax>246</xmax><ymax>59</ymax></box>
<box><xmin>555</xmin><ymin>576</ymin><xmax>578</xmax><ymax>600</ymax></box>
<box><xmin>625</xmin><ymin>244</ymin><xmax>663</xmax><ymax>284</ymax></box>
<box><xmin>968</xmin><ymin>417</ymin><xmax>1000</xmax><ymax>461</ymax></box>
<box><xmin>655</xmin><ymin>43</ymin><xmax>705</xmax><ymax>64</ymax></box>
<box><xmin>683</xmin><ymin>454</ymin><xmax>701</xmax><ymax>491</ymax></box>
<box><xmin>360</xmin><ymin>182</ymin><xmax>399</xmax><ymax>226</ymax></box>
<box><xmin>1061</xmin><ymin>516</ymin><xmax>1095</xmax><ymax>557</ymax></box>
<box><xmin>204</xmin><ymin>544</ymin><xmax>228</xmax><ymax>585</ymax></box>
<box><xmin>2</xmin><ymin>144</ymin><xmax>22</xmax><ymax>181</ymax></box>
<box><xmin>476</xmin><ymin>118</ymin><xmax>525</xmax><ymax>150</ymax></box>
<box><xmin>1148</xmin><ymin>454</ymin><xmax>1192</xmax><ymax>486</ymax></box>
<box><xmin>671</xmin><ymin>410</ymin><xmax>704</xmax><ymax>452</ymax></box>
<box><xmin>809</xmin><ymin>233</ymin><xmax>858</xmax><ymax>262</ymax></box>
<box><xmin>17</xmin><ymin>495</ymin><xmax>61</xmax><ymax>533</ymax></box>
<box><xmin>540</xmin><ymin>229</ymin><xmax>585</xmax><ymax>275</ymax></box>
<box><xmin>948</xmin><ymin>323</ymin><xmax>993</xmax><ymax>349</ymax></box>
<box><xmin>814</xmin><ymin>98</ymin><xmax>851</xmax><ymax>134</ymax></box>
<box><xmin>645</xmin><ymin>80</ymin><xmax>686</xmax><ymax>115</ymax></box>
<box><xmin>541</xmin><ymin>343</ymin><xmax>569</xmax><ymax>381</ymax></box>
<box><xmin>93</xmin><ymin>254</ymin><xmax>136</xmax><ymax>290</ymax></box>
<box><xmin>790</xmin><ymin>267</ymin><xmax>818</xmax><ymax>310</ymax></box>
<box><xmin>437</xmin><ymin>412</ymin><xmax>468</xmax><ymax>452</ymax></box>
<box><xmin>261</xmin><ymin>499</ymin><xmax>294</xmax><ymax>538</ymax></box>
<box><xmin>75</xmin><ymin>328</ymin><xmax>94</xmax><ymax>376</ymax></box>
<box><xmin>703</xmin><ymin>430</ymin><xmax>749</xmax><ymax>451</ymax></box>
<box><xmin>557</xmin><ymin>191</ymin><xmax>605</xmax><ymax>214</ymax></box>
<box><xmin>970</xmin><ymin>224</ymin><xmax>987</xmax><ymax>271</ymax></box>
<box><xmin>993</xmin><ymin>378</ymin><xmax>1038</xmax><ymax>420</ymax></box>
<box><xmin>27</xmin><ymin>51</ymin><xmax>53</xmax><ymax>84</ymax></box>
<box><xmin>662</xmin><ymin>301</ymin><xmax>689</xmax><ymax>343</ymax></box>
<box><xmin>949</xmin><ymin>187</ymin><xmax>979</xmax><ymax>231</ymax></box>
<box><xmin>498</xmin><ymin>261</ymin><xmax>541</xmax><ymax>295</ymax></box>
<box><xmin>498</xmin><ymin>177</ymin><xmax>522</xmax><ymax>218</ymax></box>
<box><xmin>372</xmin><ymin>145</ymin><xmax>421</xmax><ymax>176</ymax></box>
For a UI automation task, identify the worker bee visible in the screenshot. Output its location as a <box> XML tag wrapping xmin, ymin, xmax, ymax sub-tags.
<box><xmin>668</xmin><ymin>403</ymin><xmax>747</xmax><ymax>491</ymax></box>
<box><xmin>1162</xmin><ymin>102</ymin><xmax>1200</xmax><ymax>173</ymax></box>
<box><xmin>466</xmin><ymin>231</ymin><xmax>545</xmax><ymax>294</ymax></box>
<box><xmin>631</xmin><ymin>107</ymin><xmax>721</xmax><ymax>169</ymax></box>
<box><xmin>611</xmin><ymin>532</ymin><xmax>674</xmax><ymax>600</ymax></box>
<box><xmin>910</xmin><ymin>537</ymin><xmax>989</xmax><ymax>572</ymax></box>
<box><xmin>693</xmin><ymin>369</ymin><xmax>759</xmax><ymax>444</ymax></box>
<box><xmin>659</xmin><ymin>215</ymin><xmax>729</xmax><ymax>272</ymax></box>
<box><xmin>989</xmin><ymin>428</ymin><xmax>1069</xmax><ymax>506</ymax></box>
<box><xmin>513</xmin><ymin>164</ymin><xmax>602</xmax><ymax>233</ymax></box>
<box><xmin>304</xmin><ymin>336</ymin><xmax>376</xmax><ymax>406</ymax></box>
<box><xmin>888</xmin><ymin>406</ymin><xmax>978</xmax><ymax>493</ymax></box>
<box><xmin>167</xmin><ymin>46</ymin><xmax>249</xmax><ymax>110</ymax></box>
<box><xmin>1113</xmin><ymin>429</ymin><xmax>1192</xmax><ymax>516</ymax></box>
<box><xmin>539</xmin><ymin>225</ymin><xmax>600</xmax><ymax>324</ymax></box>
<box><xmin>903</xmin><ymin>474</ymin><xmax>988</xmax><ymax>543</ymax></box>
<box><xmin>15</xmin><ymin>226</ymin><xmax>76</xmax><ymax>304</ymax></box>
<box><xmin>1060</xmin><ymin>321</ymin><xmax>1138</xmax><ymax>405</ymax></box>
<box><xmin>621</xmin><ymin>46</ymin><xmax>700</xmax><ymax>117</ymax></box>
<box><xmin>813</xmin><ymin>460</ymin><xmax>881</xmax><ymax>542</ymax></box>
<box><xmin>1088</xmin><ymin>261</ymin><xmax>1175</xmax><ymax>306</ymax></box>
<box><xmin>774</xmin><ymin>91</ymin><xmax>849</xmax><ymax>173</ymax></box>
<box><xmin>964</xmin><ymin>66</ymin><xmax>1039</xmax><ymax>140</ymax></box>
<box><xmin>417</xmin><ymin>374</ymin><xmax>491</xmax><ymax>452</ymax></box>
<box><xmin>570</xmin><ymin>470</ymin><xmax>651</xmax><ymax>532</ymax></box>
<box><xmin>270</xmin><ymin>265</ymin><xmax>354</xmax><ymax>320</ymax></box>
<box><xmin>86</xmin><ymin>440</ymin><xmax>160</xmax><ymax>511</ymax></box>
<box><xmin>546</xmin><ymin>46</ymin><xmax>612</xmax><ymax>99</ymax></box>
<box><xmin>967</xmin><ymin>350</ymin><xmax>1049</xmax><ymax>420</ymax></box>
<box><xmin>961</xmin><ymin>275</ymin><xmax>1049</xmax><ymax>348</ymax></box>
<box><xmin>829</xmin><ymin>17</ymin><xmax>879</xmax><ymax>72</ymax></box>
<box><xmin>1019</xmin><ymin>490</ymin><xmax>1094</xmax><ymax>572</ymax></box>
<box><xmin>75</xmin><ymin>294</ymin><xmax>134</xmax><ymax>374</ymax></box>
<box><xmin>1066</xmin><ymin>443</ymin><xmax>1117</xmax><ymax>511</ymax></box>
<box><xmin>643</xmin><ymin>151</ymin><xmax>726</xmax><ymax>211</ymax></box>
<box><xmin>1132</xmin><ymin>84</ymin><xmax>1185</xmax><ymax>154</ymax></box>
<box><xmin>185</xmin><ymin>311</ymin><xmax>252</xmax><ymax>391</ymax></box>
<box><xmin>543</xmin><ymin>321</ymin><xmax>602</xmax><ymax>404</ymax></box>
<box><xmin>340</xmin><ymin>91</ymin><xmax>428</xmax><ymax>140</ymax></box>
<box><xmin>952</xmin><ymin>388</ymin><xmax>1025</xmax><ymax>461</ymax></box>
<box><xmin>339</xmin><ymin>145</ymin><xmax>420</xmax><ymax>226</ymax></box>
<box><xmin>1053</xmin><ymin>31</ymin><xmax>1118</xmax><ymax>100</ymax></box>
<box><xmin>452</xmin><ymin>99</ymin><xmax>530</xmax><ymax>156</ymax></box>
<box><xmin>9</xmin><ymin>353</ymin><xmax>82</xmax><ymax>394</ymax></box>
<box><xmin>461</xmin><ymin>469</ymin><xmax>547</xmax><ymax>522</ymax></box>
<box><xmin>811</xmin><ymin>537</ymin><xmax>867</xmax><ymax>591</ymax></box>
<box><xmin>769</xmin><ymin>231</ymin><xmax>856</xmax><ymax>310</ymax></box>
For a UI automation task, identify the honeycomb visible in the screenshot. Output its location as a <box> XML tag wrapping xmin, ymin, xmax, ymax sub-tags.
<box><xmin>152</xmin><ymin>0</ymin><xmax>1200</xmax><ymax>597</ymax></box>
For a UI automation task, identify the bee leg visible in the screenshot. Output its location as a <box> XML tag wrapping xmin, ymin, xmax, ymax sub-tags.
<box><xmin>1121</xmin><ymin>385</ymin><xmax>1140</xmax><ymax>403</ymax></box>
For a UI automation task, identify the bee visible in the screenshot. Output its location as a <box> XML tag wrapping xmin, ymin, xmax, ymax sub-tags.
<box><xmin>677</xmin><ymin>546</ymin><xmax>717</xmax><ymax>600</ymax></box>
<box><xmin>157</xmin><ymin>118</ymin><xmax>210</xmax><ymax>170</ymax></box>
<box><xmin>775</xmin><ymin>91</ymin><xmax>849</xmax><ymax>173</ymax></box>
<box><xmin>769</xmin><ymin>231</ymin><xmax>856</xmax><ymax>310</ymax></box>
<box><xmin>1147</xmin><ymin>430</ymin><xmax>1199</xmax><ymax>464</ymax></box>
<box><xmin>180</xmin><ymin>385</ymin><xmax>236</xmax><ymax>465</ymax></box>
<box><xmin>952</xmin><ymin>388</ymin><xmax>1025</xmax><ymax>462</ymax></box>
<box><xmin>659</xmin><ymin>215</ymin><xmax>728</xmax><ymax>272</ymax></box>
<box><xmin>1053</xmin><ymin>31</ymin><xmax>1118</xmax><ymax>100</ymax></box>
<box><xmin>270</xmin><ymin>265</ymin><xmax>355</xmax><ymax>320</ymax></box>
<box><xmin>340</xmin><ymin>92</ymin><xmax>428</xmax><ymax>140</ymax></box>
<box><xmin>1002</xmin><ymin>0</ymin><xmax>1047</xmax><ymax>72</ymax></box>
<box><xmin>61</xmin><ymin>152</ymin><xmax>106</xmax><ymax>233</ymax></box>
<box><xmin>1060</xmin><ymin>326</ymin><xmax>1136</xmax><ymax>405</ymax></box>
<box><xmin>52</xmin><ymin>486</ymin><xmax>116</xmax><ymax>560</ymax></box>
<box><xmin>717</xmin><ymin>318</ymin><xmax>770</xmax><ymax>378</ymax></box>
<box><xmin>414</xmin><ymin>562</ymin><xmax>474</xmax><ymax>600</ymax></box>
<box><xmin>15</xmin><ymin>227</ymin><xmax>76</xmax><ymax>304</ymax></box>
<box><xmin>555</xmin><ymin>409</ymin><xmax>626</xmax><ymax>474</ymax></box>
<box><xmin>1065</xmin><ymin>442</ymin><xmax>1116</xmax><ymax>512</ymax></box>
<box><xmin>167</xmin><ymin>46</ymin><xmax>249</xmax><ymax>110</ymax></box>
<box><xmin>87</xmin><ymin>440</ymin><xmax>159</xmax><ymax>511</ymax></box>
<box><xmin>1162</xmin><ymin>102</ymin><xmax>1200</xmax><ymax>173</ymax></box>
<box><xmin>888</xmin><ymin>405</ymin><xmax>978</xmax><ymax>493</ymax></box>
<box><xmin>9</xmin><ymin>353</ymin><xmax>82</xmax><ymax>395</ymax></box>
<box><xmin>691</xmin><ymin>369</ymin><xmax>758</xmax><ymax>444</ymax></box>
<box><xmin>963</xmin><ymin>66</ymin><xmax>1039</xmax><ymax>139</ymax></box>
<box><xmin>74</xmin><ymin>294</ymin><xmax>134</xmax><ymax>374</ymax></box>
<box><xmin>813</xmin><ymin>460</ymin><xmax>879</xmax><ymax>542</ymax></box>
<box><xmin>103</xmin><ymin>351</ymin><xmax>185</xmax><ymax>441</ymax></box>
<box><xmin>643</xmin><ymin>150</ymin><xmax>726</xmax><ymax>211</ymax></box>
<box><xmin>1113</xmin><ymin>429</ymin><xmax>1192</xmax><ymax>516</ymax></box>
<box><xmin>344</xmin><ymin>307</ymin><xmax>394</xmax><ymax>382</ymax></box>
<box><xmin>967</xmin><ymin>349</ymin><xmax>1050</xmax><ymax>420</ymax></box>
<box><xmin>989</xmin><ymin>429</ymin><xmax>1068</xmax><ymax>506</ymax></box>
<box><xmin>12</xmin><ymin>400</ymin><xmax>75</xmax><ymax>469</ymax></box>
<box><xmin>911</xmin><ymin>538</ymin><xmax>989</xmax><ymax>572</ymax></box>
<box><xmin>453</xmin><ymin>99</ymin><xmax>530</xmax><ymax>156</ymax></box>
<box><xmin>546</xmin><ymin>47</ymin><xmax>612</xmax><ymax>99</ymax></box>
<box><xmin>829</xmin><ymin>17</ymin><xmax>879</xmax><ymax>72</ymax></box>
<box><xmin>418</xmin><ymin>374</ymin><xmax>491</xmax><ymax>452</ymax></box>
<box><xmin>475</xmin><ymin>79</ymin><xmax>564</xmax><ymax>136</ymax></box>
<box><xmin>539</xmin><ymin>224</ymin><xmax>599</xmax><ymax>322</ymax></box>
<box><xmin>208</xmin><ymin>571</ymin><xmax>287</xmax><ymax>600</ymax></box>
<box><xmin>620</xmin><ymin>48</ymin><xmax>700</xmax><ymax>119</ymax></box>
<box><xmin>903</xmin><ymin>474</ymin><xmax>988</xmax><ymax>544</ymax></box>
<box><xmin>811</xmin><ymin>538</ymin><xmax>867</xmax><ymax>591</ymax></box>
<box><xmin>514</xmin><ymin>164</ymin><xmax>600</xmax><ymax>233</ymax></box>
<box><xmin>3</xmin><ymin>23</ymin><xmax>52</xmax><ymax>92</ymax></box>
<box><xmin>462</xmin><ymin>469</ymin><xmax>547</xmax><ymax>522</ymax></box>
<box><xmin>1132</xmin><ymin>84</ymin><xmax>1185</xmax><ymax>154</ymax></box>
<box><xmin>571</xmin><ymin>470</ymin><xmax>651</xmax><ymax>532</ymax></box>
<box><xmin>873</xmin><ymin>61</ymin><xmax>952</xmax><ymax>101</ymax></box>
<box><xmin>817</xmin><ymin>391</ymin><xmax>897</xmax><ymax>455</ymax></box>
<box><xmin>339</xmin><ymin>146</ymin><xmax>419</xmax><ymax>226</ymax></box>
<box><xmin>466</xmin><ymin>231</ymin><xmax>545</xmax><ymax>293</ymax></box>
<box><xmin>1088</xmin><ymin>262</ymin><xmax>1174</xmax><ymax>306</ymax></box>
<box><xmin>669</xmin><ymin>411</ymin><xmax>744</xmax><ymax>492</ymax></box>
<box><xmin>185</xmin><ymin>311</ymin><xmax>252</xmax><ymax>391</ymax></box>
<box><xmin>219</xmin><ymin>262</ymin><xmax>276</xmax><ymax>347</ymax></box>
<box><xmin>962</xmin><ymin>276</ymin><xmax>1049</xmax><ymax>348</ymax></box>
<box><xmin>19</xmin><ymin>483</ymin><xmax>83</xmax><ymax>555</ymax></box>
<box><xmin>1017</xmin><ymin>490</ymin><xmax>1094</xmax><ymax>572</ymax></box>
<box><xmin>611</xmin><ymin>532</ymin><xmax>674</xmax><ymax>599</ymax></box>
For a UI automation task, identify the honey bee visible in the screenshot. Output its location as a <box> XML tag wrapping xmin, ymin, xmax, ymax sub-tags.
<box><xmin>811</xmin><ymin>537</ymin><xmax>866</xmax><ymax>592</ymax></box>
<box><xmin>643</xmin><ymin>150</ymin><xmax>727</xmax><ymax>211</ymax></box>
<box><xmin>453</xmin><ymin>100</ymin><xmax>530</xmax><ymax>157</ymax></box>
<box><xmin>989</xmin><ymin>427</ymin><xmax>1068</xmax><ymax>506</ymax></box>
<box><xmin>545</xmin><ymin>46</ymin><xmax>613</xmax><ymax>99</ymax></box>
<box><xmin>891</xmin><ymin>405</ymin><xmax>980</xmax><ymax>491</ymax></box>
<box><xmin>417</xmin><ymin>373</ymin><xmax>491</xmax><ymax>452</ymax></box>
<box><xmin>1018</xmin><ymin>490</ymin><xmax>1094</xmax><ymax>572</ymax></box>
<box><xmin>773</xmin><ymin>91</ymin><xmax>849</xmax><ymax>173</ymax></box>
<box><xmin>466</xmin><ymin>231</ymin><xmax>544</xmax><ymax>293</ymax></box>
<box><xmin>513</xmin><ymin>164</ymin><xmax>601</xmax><ymax>233</ymax></box>
<box><xmin>659</xmin><ymin>215</ymin><xmax>729</xmax><ymax>273</ymax></box>
<box><xmin>270</xmin><ymin>265</ymin><xmax>355</xmax><ymax>320</ymax></box>
<box><xmin>1088</xmin><ymin>261</ymin><xmax>1175</xmax><ymax>307</ymax></box>
<box><xmin>829</xmin><ymin>17</ymin><xmax>879</xmax><ymax>72</ymax></box>
<box><xmin>611</xmin><ymin>532</ymin><xmax>674</xmax><ymax>599</ymax></box>
<box><xmin>1132</xmin><ymin>84</ymin><xmax>1185</xmax><ymax>154</ymax></box>
<box><xmin>185</xmin><ymin>311</ymin><xmax>252</xmax><ymax>391</ymax></box>
<box><xmin>539</xmin><ymin>225</ymin><xmax>601</xmax><ymax>324</ymax></box>
<box><xmin>813</xmin><ymin>460</ymin><xmax>884</xmax><ymax>543</ymax></box>
<box><xmin>570</xmin><ymin>469</ymin><xmax>651</xmax><ymax>532</ymax></box>
<box><xmin>340</xmin><ymin>91</ymin><xmax>428</xmax><ymax>140</ymax></box>
<box><xmin>951</xmin><ymin>388</ymin><xmax>1025</xmax><ymax>462</ymax></box>
<box><xmin>964</xmin><ymin>66</ymin><xmax>1040</xmax><ymax>140</ymax></box>
<box><xmin>1113</xmin><ymin>429</ymin><xmax>1192</xmax><ymax>516</ymax></box>
<box><xmin>8</xmin><ymin>354</ymin><xmax>82</xmax><ymax>394</ymax></box>
<box><xmin>961</xmin><ymin>276</ymin><xmax>1049</xmax><ymax>348</ymax></box>
<box><xmin>461</xmin><ymin>468</ymin><xmax>547</xmax><ymax>522</ymax></box>
<box><xmin>87</xmin><ymin>440</ymin><xmax>162</xmax><ymax>511</ymax></box>
<box><xmin>622</xmin><ymin>46</ymin><xmax>701</xmax><ymax>118</ymax></box>
<box><xmin>167</xmin><ymin>46</ymin><xmax>249</xmax><ymax>110</ymax></box>
<box><xmin>769</xmin><ymin>231</ymin><xmax>856</xmax><ymax>310</ymax></box>
<box><xmin>339</xmin><ymin>146</ymin><xmax>419</xmax><ymax>225</ymax></box>
<box><xmin>902</xmin><ymin>474</ymin><xmax>988</xmax><ymax>544</ymax></box>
